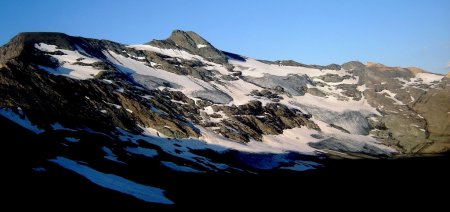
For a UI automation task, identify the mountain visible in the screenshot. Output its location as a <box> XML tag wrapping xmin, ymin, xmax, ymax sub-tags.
<box><xmin>1</xmin><ymin>30</ymin><xmax>449</xmax><ymax>208</ymax></box>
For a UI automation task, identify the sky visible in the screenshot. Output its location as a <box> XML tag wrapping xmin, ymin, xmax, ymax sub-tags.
<box><xmin>1</xmin><ymin>0</ymin><xmax>449</xmax><ymax>74</ymax></box>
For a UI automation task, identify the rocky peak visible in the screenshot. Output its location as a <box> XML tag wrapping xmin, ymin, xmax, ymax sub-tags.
<box><xmin>0</xmin><ymin>32</ymin><xmax>125</xmax><ymax>66</ymax></box>
<box><xmin>406</xmin><ymin>67</ymin><xmax>426</xmax><ymax>75</ymax></box>
<box><xmin>366</xmin><ymin>61</ymin><xmax>427</xmax><ymax>76</ymax></box>
<box><xmin>168</xmin><ymin>30</ymin><xmax>211</xmax><ymax>49</ymax></box>
<box><xmin>0</xmin><ymin>32</ymin><xmax>72</xmax><ymax>64</ymax></box>
<box><xmin>147</xmin><ymin>30</ymin><xmax>228</xmax><ymax>64</ymax></box>
<box><xmin>341</xmin><ymin>61</ymin><xmax>365</xmax><ymax>70</ymax></box>
<box><xmin>10</xmin><ymin>32</ymin><xmax>72</xmax><ymax>46</ymax></box>
<box><xmin>366</xmin><ymin>62</ymin><xmax>385</xmax><ymax>68</ymax></box>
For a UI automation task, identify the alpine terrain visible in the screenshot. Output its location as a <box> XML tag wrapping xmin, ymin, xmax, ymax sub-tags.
<box><xmin>1</xmin><ymin>30</ymin><xmax>449</xmax><ymax>209</ymax></box>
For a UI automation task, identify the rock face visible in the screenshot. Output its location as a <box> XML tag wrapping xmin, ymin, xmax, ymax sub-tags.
<box><xmin>1</xmin><ymin>30</ymin><xmax>449</xmax><ymax>159</ymax></box>
<box><xmin>341</xmin><ymin>61</ymin><xmax>448</xmax><ymax>153</ymax></box>
<box><xmin>335</xmin><ymin>84</ymin><xmax>362</xmax><ymax>101</ymax></box>
<box><xmin>148</xmin><ymin>30</ymin><xmax>228</xmax><ymax>65</ymax></box>
<box><xmin>412</xmin><ymin>78</ymin><xmax>450</xmax><ymax>153</ymax></box>
<box><xmin>210</xmin><ymin>101</ymin><xmax>319</xmax><ymax>142</ymax></box>
<box><xmin>0</xmin><ymin>33</ymin><xmax>200</xmax><ymax>138</ymax></box>
<box><xmin>244</xmin><ymin>74</ymin><xmax>311</xmax><ymax>96</ymax></box>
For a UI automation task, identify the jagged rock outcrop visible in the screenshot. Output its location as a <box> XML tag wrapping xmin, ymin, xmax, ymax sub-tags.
<box><xmin>244</xmin><ymin>74</ymin><xmax>312</xmax><ymax>96</ymax></box>
<box><xmin>148</xmin><ymin>30</ymin><xmax>228</xmax><ymax>65</ymax></box>
<box><xmin>210</xmin><ymin>101</ymin><xmax>319</xmax><ymax>142</ymax></box>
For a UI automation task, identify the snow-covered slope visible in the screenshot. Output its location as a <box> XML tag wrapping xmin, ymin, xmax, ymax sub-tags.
<box><xmin>18</xmin><ymin>31</ymin><xmax>447</xmax><ymax>157</ymax></box>
<box><xmin>5</xmin><ymin>28</ymin><xmax>444</xmax><ymax>158</ymax></box>
<box><xmin>2</xmin><ymin>30</ymin><xmax>449</xmax><ymax>207</ymax></box>
<box><xmin>35</xmin><ymin>43</ymin><xmax>104</xmax><ymax>79</ymax></box>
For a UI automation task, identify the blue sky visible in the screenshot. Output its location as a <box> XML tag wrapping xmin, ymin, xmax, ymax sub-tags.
<box><xmin>1</xmin><ymin>0</ymin><xmax>449</xmax><ymax>74</ymax></box>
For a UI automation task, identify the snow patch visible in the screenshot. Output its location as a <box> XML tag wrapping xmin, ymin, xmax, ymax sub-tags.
<box><xmin>0</xmin><ymin>108</ymin><xmax>44</xmax><ymax>134</ymax></box>
<box><xmin>161</xmin><ymin>161</ymin><xmax>203</xmax><ymax>173</ymax></box>
<box><xmin>117</xmin><ymin>127</ymin><xmax>233</xmax><ymax>171</ymax></box>
<box><xmin>32</xmin><ymin>167</ymin><xmax>47</xmax><ymax>172</ymax></box>
<box><xmin>211</xmin><ymin>79</ymin><xmax>268</xmax><ymax>106</ymax></box>
<box><xmin>284</xmin><ymin>93</ymin><xmax>380</xmax><ymax>115</ymax></box>
<box><xmin>414</xmin><ymin>73</ymin><xmax>444</xmax><ymax>84</ymax></box>
<box><xmin>105</xmin><ymin>50</ymin><xmax>214</xmax><ymax>96</ymax></box>
<box><xmin>379</xmin><ymin>90</ymin><xmax>405</xmax><ymax>105</ymax></box>
<box><xmin>50</xmin><ymin>156</ymin><xmax>172</xmax><ymax>204</ymax></box>
<box><xmin>311</xmin><ymin>118</ymin><xmax>396</xmax><ymax>154</ymax></box>
<box><xmin>35</xmin><ymin>43</ymin><xmax>103</xmax><ymax>80</ymax></box>
<box><xmin>130</xmin><ymin>44</ymin><xmax>205</xmax><ymax>62</ymax></box>
<box><xmin>102</xmin><ymin>147</ymin><xmax>125</xmax><ymax>164</ymax></box>
<box><xmin>125</xmin><ymin>147</ymin><xmax>158</xmax><ymax>158</ymax></box>
<box><xmin>261</xmin><ymin>127</ymin><xmax>322</xmax><ymax>154</ymax></box>
<box><xmin>357</xmin><ymin>84</ymin><xmax>367</xmax><ymax>92</ymax></box>
<box><xmin>198</xmin><ymin>126</ymin><xmax>321</xmax><ymax>154</ymax></box>
<box><xmin>51</xmin><ymin>122</ymin><xmax>76</xmax><ymax>131</ymax></box>
<box><xmin>280</xmin><ymin>161</ymin><xmax>319</xmax><ymax>172</ymax></box>
<box><xmin>104</xmin><ymin>101</ymin><xmax>122</xmax><ymax>109</ymax></box>
<box><xmin>230</xmin><ymin>58</ymin><xmax>335</xmax><ymax>78</ymax></box>
<box><xmin>116</xmin><ymin>87</ymin><xmax>125</xmax><ymax>93</ymax></box>
<box><xmin>65</xmin><ymin>137</ymin><xmax>79</xmax><ymax>143</ymax></box>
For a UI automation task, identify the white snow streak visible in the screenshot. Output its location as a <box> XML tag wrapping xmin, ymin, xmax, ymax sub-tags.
<box><xmin>50</xmin><ymin>156</ymin><xmax>173</xmax><ymax>204</ymax></box>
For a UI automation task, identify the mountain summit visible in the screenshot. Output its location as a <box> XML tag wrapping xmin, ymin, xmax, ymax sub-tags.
<box><xmin>147</xmin><ymin>30</ymin><xmax>228</xmax><ymax>64</ymax></box>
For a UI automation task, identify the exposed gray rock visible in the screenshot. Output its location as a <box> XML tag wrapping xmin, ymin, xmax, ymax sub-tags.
<box><xmin>341</xmin><ymin>61</ymin><xmax>365</xmax><ymax>71</ymax></box>
<box><xmin>133</xmin><ymin>74</ymin><xmax>182</xmax><ymax>90</ymax></box>
<box><xmin>192</xmin><ymin>90</ymin><xmax>233</xmax><ymax>104</ymax></box>
<box><xmin>222</xmin><ymin>51</ymin><xmax>246</xmax><ymax>62</ymax></box>
<box><xmin>250</xmin><ymin>89</ymin><xmax>283</xmax><ymax>102</ymax></box>
<box><xmin>336</xmin><ymin>84</ymin><xmax>362</xmax><ymax>100</ymax></box>
<box><xmin>342</xmin><ymin>61</ymin><xmax>443</xmax><ymax>153</ymax></box>
<box><xmin>210</xmin><ymin>101</ymin><xmax>318</xmax><ymax>142</ymax></box>
<box><xmin>316</xmin><ymin>74</ymin><xmax>351</xmax><ymax>83</ymax></box>
<box><xmin>128</xmin><ymin>50</ymin><xmax>217</xmax><ymax>81</ymax></box>
<box><xmin>307</xmin><ymin>88</ymin><xmax>327</xmax><ymax>97</ymax></box>
<box><xmin>196</xmin><ymin>99</ymin><xmax>214</xmax><ymax>108</ymax></box>
<box><xmin>243</xmin><ymin>74</ymin><xmax>311</xmax><ymax>96</ymax></box>
<box><xmin>329</xmin><ymin>124</ymin><xmax>351</xmax><ymax>134</ymax></box>
<box><xmin>293</xmin><ymin>103</ymin><xmax>372</xmax><ymax>135</ymax></box>
<box><xmin>412</xmin><ymin>79</ymin><xmax>450</xmax><ymax>153</ymax></box>
<box><xmin>221</xmin><ymin>74</ymin><xmax>239</xmax><ymax>81</ymax></box>
<box><xmin>259</xmin><ymin>59</ymin><xmax>341</xmax><ymax>70</ymax></box>
<box><xmin>309</xmin><ymin>137</ymin><xmax>392</xmax><ymax>156</ymax></box>
<box><xmin>147</xmin><ymin>30</ymin><xmax>228</xmax><ymax>65</ymax></box>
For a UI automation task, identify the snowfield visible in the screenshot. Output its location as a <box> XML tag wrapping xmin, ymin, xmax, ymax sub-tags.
<box><xmin>0</xmin><ymin>107</ymin><xmax>44</xmax><ymax>134</ymax></box>
<box><xmin>414</xmin><ymin>72</ymin><xmax>444</xmax><ymax>84</ymax></box>
<box><xmin>35</xmin><ymin>43</ymin><xmax>103</xmax><ymax>79</ymax></box>
<box><xmin>50</xmin><ymin>156</ymin><xmax>174</xmax><ymax>204</ymax></box>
